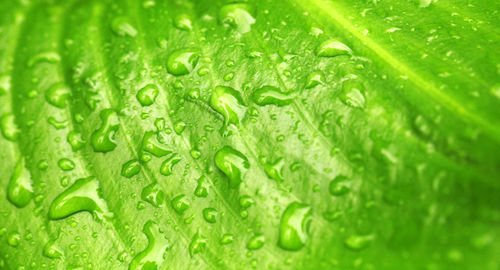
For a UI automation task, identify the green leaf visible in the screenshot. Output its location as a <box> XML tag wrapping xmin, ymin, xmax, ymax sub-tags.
<box><xmin>0</xmin><ymin>0</ymin><xmax>499</xmax><ymax>269</ymax></box>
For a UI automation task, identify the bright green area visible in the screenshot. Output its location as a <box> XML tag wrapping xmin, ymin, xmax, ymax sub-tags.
<box><xmin>0</xmin><ymin>0</ymin><xmax>499</xmax><ymax>269</ymax></box>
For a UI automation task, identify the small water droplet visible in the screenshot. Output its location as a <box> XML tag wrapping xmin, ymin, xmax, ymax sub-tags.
<box><xmin>173</xmin><ymin>121</ymin><xmax>186</xmax><ymax>134</ymax></box>
<box><xmin>214</xmin><ymin>146</ymin><xmax>250</xmax><ymax>188</ymax></box>
<box><xmin>247</xmin><ymin>234</ymin><xmax>265</xmax><ymax>250</ymax></box>
<box><xmin>171</xmin><ymin>194</ymin><xmax>190</xmax><ymax>215</ymax></box>
<box><xmin>220</xmin><ymin>234</ymin><xmax>234</xmax><ymax>245</ymax></box>
<box><xmin>121</xmin><ymin>159</ymin><xmax>141</xmax><ymax>178</ymax></box>
<box><xmin>58</xmin><ymin>158</ymin><xmax>75</xmax><ymax>171</ymax></box>
<box><xmin>160</xmin><ymin>153</ymin><xmax>181</xmax><ymax>176</ymax></box>
<box><xmin>202</xmin><ymin>208</ymin><xmax>217</xmax><ymax>223</ymax></box>
<box><xmin>7</xmin><ymin>232</ymin><xmax>21</xmax><ymax>247</ymax></box>
<box><xmin>344</xmin><ymin>234</ymin><xmax>374</xmax><ymax>251</ymax></box>
<box><xmin>111</xmin><ymin>17</ymin><xmax>137</xmax><ymax>37</ymax></box>
<box><xmin>329</xmin><ymin>175</ymin><xmax>351</xmax><ymax>196</ymax></box>
<box><xmin>67</xmin><ymin>130</ymin><xmax>85</xmax><ymax>151</ymax></box>
<box><xmin>45</xmin><ymin>83</ymin><xmax>70</xmax><ymax>108</ymax></box>
<box><xmin>173</xmin><ymin>14</ymin><xmax>193</xmax><ymax>31</ymax></box>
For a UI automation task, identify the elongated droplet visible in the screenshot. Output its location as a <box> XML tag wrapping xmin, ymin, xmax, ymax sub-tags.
<box><xmin>247</xmin><ymin>234</ymin><xmax>265</xmax><ymax>250</ymax></box>
<box><xmin>7</xmin><ymin>158</ymin><xmax>33</xmax><ymax>208</ymax></box>
<box><xmin>67</xmin><ymin>130</ymin><xmax>85</xmax><ymax>151</ymax></box>
<box><xmin>167</xmin><ymin>48</ymin><xmax>199</xmax><ymax>76</ymax></box>
<box><xmin>278</xmin><ymin>202</ymin><xmax>312</xmax><ymax>251</ymax></box>
<box><xmin>141</xmin><ymin>182</ymin><xmax>164</xmax><ymax>207</ymax></box>
<box><xmin>219</xmin><ymin>3</ymin><xmax>256</xmax><ymax>33</ymax></box>
<box><xmin>344</xmin><ymin>234</ymin><xmax>374</xmax><ymax>251</ymax></box>
<box><xmin>121</xmin><ymin>159</ymin><xmax>141</xmax><ymax>178</ymax></box>
<box><xmin>91</xmin><ymin>109</ymin><xmax>119</xmax><ymax>153</ymax></box>
<box><xmin>27</xmin><ymin>51</ymin><xmax>61</xmax><ymax>67</ymax></box>
<box><xmin>316</xmin><ymin>40</ymin><xmax>352</xmax><ymax>57</ymax></box>
<box><xmin>141</xmin><ymin>131</ymin><xmax>171</xmax><ymax>157</ymax></box>
<box><xmin>194</xmin><ymin>176</ymin><xmax>209</xmax><ymax>197</ymax></box>
<box><xmin>0</xmin><ymin>113</ymin><xmax>20</xmax><ymax>141</ymax></box>
<box><xmin>48</xmin><ymin>176</ymin><xmax>111</xmax><ymax>220</ymax></box>
<box><xmin>160</xmin><ymin>153</ymin><xmax>181</xmax><ymax>176</ymax></box>
<box><xmin>209</xmin><ymin>86</ymin><xmax>246</xmax><ymax>127</ymax></box>
<box><xmin>173</xmin><ymin>14</ymin><xmax>192</xmax><ymax>31</ymax></box>
<box><xmin>136</xmin><ymin>84</ymin><xmax>159</xmax><ymax>106</ymax></box>
<box><xmin>43</xmin><ymin>240</ymin><xmax>63</xmax><ymax>259</ymax></box>
<box><xmin>252</xmin><ymin>86</ymin><xmax>293</xmax><ymax>106</ymax></box>
<box><xmin>214</xmin><ymin>146</ymin><xmax>249</xmax><ymax>188</ymax></box>
<box><xmin>45</xmin><ymin>83</ymin><xmax>70</xmax><ymax>108</ymax></box>
<box><xmin>129</xmin><ymin>221</ymin><xmax>169</xmax><ymax>270</ymax></box>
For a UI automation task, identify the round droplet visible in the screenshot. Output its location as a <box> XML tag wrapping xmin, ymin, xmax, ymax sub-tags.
<box><xmin>58</xmin><ymin>158</ymin><xmax>75</xmax><ymax>171</ymax></box>
<box><xmin>278</xmin><ymin>202</ymin><xmax>312</xmax><ymax>251</ymax></box>
<box><xmin>305</xmin><ymin>71</ymin><xmax>325</xmax><ymax>89</ymax></box>
<box><xmin>167</xmin><ymin>48</ymin><xmax>200</xmax><ymax>76</ymax></box>
<box><xmin>67</xmin><ymin>130</ymin><xmax>85</xmax><ymax>151</ymax></box>
<box><xmin>202</xmin><ymin>208</ymin><xmax>217</xmax><ymax>223</ymax></box>
<box><xmin>247</xmin><ymin>234</ymin><xmax>265</xmax><ymax>250</ymax></box>
<box><xmin>329</xmin><ymin>175</ymin><xmax>351</xmax><ymax>196</ymax></box>
<box><xmin>173</xmin><ymin>14</ymin><xmax>193</xmax><ymax>31</ymax></box>
<box><xmin>136</xmin><ymin>84</ymin><xmax>158</xmax><ymax>106</ymax></box>
<box><xmin>316</xmin><ymin>40</ymin><xmax>352</xmax><ymax>57</ymax></box>
<box><xmin>45</xmin><ymin>83</ymin><xmax>70</xmax><ymax>108</ymax></box>
<box><xmin>171</xmin><ymin>194</ymin><xmax>190</xmax><ymax>215</ymax></box>
<box><xmin>7</xmin><ymin>232</ymin><xmax>21</xmax><ymax>247</ymax></box>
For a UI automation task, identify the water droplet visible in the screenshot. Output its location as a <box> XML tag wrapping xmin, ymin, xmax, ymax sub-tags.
<box><xmin>173</xmin><ymin>14</ymin><xmax>192</xmax><ymax>31</ymax></box>
<box><xmin>209</xmin><ymin>86</ymin><xmax>246</xmax><ymax>127</ymax></box>
<box><xmin>91</xmin><ymin>109</ymin><xmax>119</xmax><ymax>153</ymax></box>
<box><xmin>117</xmin><ymin>251</ymin><xmax>128</xmax><ymax>263</ymax></box>
<box><xmin>141</xmin><ymin>131</ymin><xmax>171</xmax><ymax>157</ymax></box>
<box><xmin>58</xmin><ymin>158</ymin><xmax>75</xmax><ymax>171</ymax></box>
<box><xmin>7</xmin><ymin>158</ymin><xmax>33</xmax><ymax>208</ymax></box>
<box><xmin>167</xmin><ymin>48</ymin><xmax>200</xmax><ymax>76</ymax></box>
<box><xmin>194</xmin><ymin>176</ymin><xmax>209</xmax><ymax>197</ymax></box>
<box><xmin>329</xmin><ymin>175</ymin><xmax>351</xmax><ymax>196</ymax></box>
<box><xmin>189</xmin><ymin>231</ymin><xmax>207</xmax><ymax>256</ymax></box>
<box><xmin>0</xmin><ymin>113</ymin><xmax>20</xmax><ymax>141</ymax></box>
<box><xmin>121</xmin><ymin>159</ymin><xmax>140</xmax><ymax>178</ymax></box>
<box><xmin>136</xmin><ymin>84</ymin><xmax>159</xmax><ymax>106</ymax></box>
<box><xmin>129</xmin><ymin>221</ymin><xmax>169</xmax><ymax>270</ymax></box>
<box><xmin>252</xmin><ymin>86</ymin><xmax>294</xmax><ymax>107</ymax></box>
<box><xmin>171</xmin><ymin>194</ymin><xmax>189</xmax><ymax>215</ymax></box>
<box><xmin>202</xmin><ymin>208</ymin><xmax>217</xmax><ymax>223</ymax></box>
<box><xmin>43</xmin><ymin>240</ymin><xmax>63</xmax><ymax>259</ymax></box>
<box><xmin>159</xmin><ymin>153</ymin><xmax>181</xmax><ymax>176</ymax></box>
<box><xmin>278</xmin><ymin>202</ymin><xmax>312</xmax><ymax>251</ymax></box>
<box><xmin>219</xmin><ymin>3</ymin><xmax>256</xmax><ymax>33</ymax></box>
<box><xmin>47</xmin><ymin>117</ymin><xmax>68</xmax><ymax>129</ymax></box>
<box><xmin>7</xmin><ymin>232</ymin><xmax>21</xmax><ymax>247</ymax></box>
<box><xmin>141</xmin><ymin>182</ymin><xmax>165</xmax><ymax>207</ymax></box>
<box><xmin>344</xmin><ymin>234</ymin><xmax>374</xmax><ymax>251</ymax></box>
<box><xmin>305</xmin><ymin>71</ymin><xmax>325</xmax><ymax>89</ymax></box>
<box><xmin>45</xmin><ymin>83</ymin><xmax>70</xmax><ymax>108</ymax></box>
<box><xmin>173</xmin><ymin>121</ymin><xmax>186</xmax><ymax>135</ymax></box>
<box><xmin>220</xmin><ymin>234</ymin><xmax>234</xmax><ymax>245</ymax></box>
<box><xmin>262</xmin><ymin>157</ymin><xmax>285</xmax><ymax>182</ymax></box>
<box><xmin>223</xmin><ymin>72</ymin><xmax>234</xmax><ymax>81</ymax></box>
<box><xmin>341</xmin><ymin>80</ymin><xmax>365</xmax><ymax>108</ymax></box>
<box><xmin>316</xmin><ymin>40</ymin><xmax>352</xmax><ymax>57</ymax></box>
<box><xmin>48</xmin><ymin>176</ymin><xmax>111</xmax><ymax>220</ymax></box>
<box><xmin>247</xmin><ymin>234</ymin><xmax>265</xmax><ymax>250</ymax></box>
<box><xmin>190</xmin><ymin>149</ymin><xmax>201</xmax><ymax>159</ymax></box>
<box><xmin>111</xmin><ymin>17</ymin><xmax>137</xmax><ymax>37</ymax></box>
<box><xmin>239</xmin><ymin>195</ymin><xmax>254</xmax><ymax>209</ymax></box>
<box><xmin>67</xmin><ymin>130</ymin><xmax>85</xmax><ymax>151</ymax></box>
<box><xmin>214</xmin><ymin>146</ymin><xmax>250</xmax><ymax>188</ymax></box>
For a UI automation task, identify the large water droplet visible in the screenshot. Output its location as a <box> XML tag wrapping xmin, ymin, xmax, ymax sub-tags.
<box><xmin>219</xmin><ymin>3</ymin><xmax>256</xmax><ymax>33</ymax></box>
<box><xmin>316</xmin><ymin>40</ymin><xmax>352</xmax><ymax>57</ymax></box>
<box><xmin>45</xmin><ymin>83</ymin><xmax>70</xmax><ymax>108</ymax></box>
<box><xmin>214</xmin><ymin>146</ymin><xmax>250</xmax><ymax>188</ymax></box>
<box><xmin>91</xmin><ymin>109</ymin><xmax>119</xmax><ymax>153</ymax></box>
<box><xmin>141</xmin><ymin>131</ymin><xmax>171</xmax><ymax>157</ymax></box>
<box><xmin>160</xmin><ymin>153</ymin><xmax>181</xmax><ymax>176</ymax></box>
<box><xmin>209</xmin><ymin>86</ymin><xmax>246</xmax><ymax>127</ymax></box>
<box><xmin>136</xmin><ymin>84</ymin><xmax>159</xmax><ymax>106</ymax></box>
<box><xmin>252</xmin><ymin>86</ymin><xmax>294</xmax><ymax>107</ymax></box>
<box><xmin>67</xmin><ymin>130</ymin><xmax>85</xmax><ymax>151</ymax></box>
<box><xmin>141</xmin><ymin>182</ymin><xmax>165</xmax><ymax>207</ymax></box>
<box><xmin>278</xmin><ymin>202</ymin><xmax>312</xmax><ymax>251</ymax></box>
<box><xmin>0</xmin><ymin>113</ymin><xmax>20</xmax><ymax>141</ymax></box>
<box><xmin>129</xmin><ymin>221</ymin><xmax>169</xmax><ymax>270</ymax></box>
<box><xmin>7</xmin><ymin>158</ymin><xmax>33</xmax><ymax>208</ymax></box>
<box><xmin>166</xmin><ymin>48</ymin><xmax>199</xmax><ymax>76</ymax></box>
<box><xmin>48</xmin><ymin>176</ymin><xmax>111</xmax><ymax>220</ymax></box>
